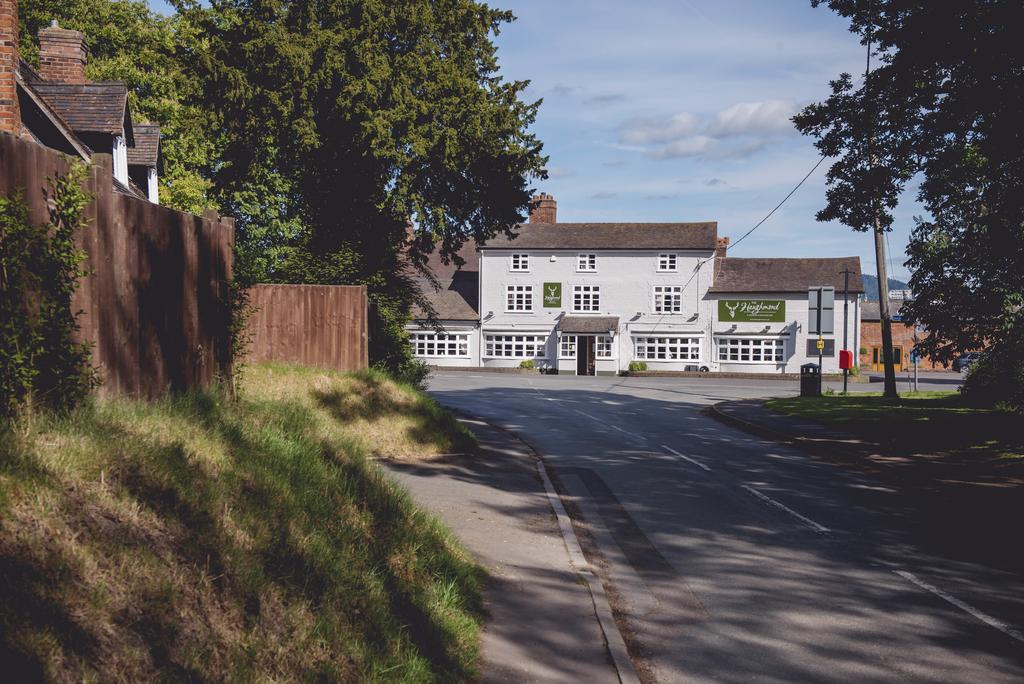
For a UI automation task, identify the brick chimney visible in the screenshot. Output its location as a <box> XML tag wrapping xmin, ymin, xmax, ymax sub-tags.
<box><xmin>529</xmin><ymin>192</ymin><xmax>557</xmax><ymax>223</ymax></box>
<box><xmin>0</xmin><ymin>0</ymin><xmax>21</xmax><ymax>133</ymax></box>
<box><xmin>715</xmin><ymin>236</ymin><xmax>729</xmax><ymax>260</ymax></box>
<box><xmin>39</xmin><ymin>21</ymin><xmax>87</xmax><ymax>83</ymax></box>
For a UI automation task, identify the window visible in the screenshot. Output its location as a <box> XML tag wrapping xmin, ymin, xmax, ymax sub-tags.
<box><xmin>409</xmin><ymin>332</ymin><xmax>470</xmax><ymax>357</ymax></box>
<box><xmin>658</xmin><ymin>253</ymin><xmax>677</xmax><ymax>272</ymax></box>
<box><xmin>573</xmin><ymin>285</ymin><xmax>601</xmax><ymax>312</ymax></box>
<box><xmin>717</xmin><ymin>337</ymin><xmax>786</xmax><ymax>363</ymax></box>
<box><xmin>510</xmin><ymin>253</ymin><xmax>530</xmax><ymax>271</ymax></box>
<box><xmin>634</xmin><ymin>336</ymin><xmax>701</xmax><ymax>361</ymax></box>
<box><xmin>506</xmin><ymin>285</ymin><xmax>534</xmax><ymax>312</ymax></box>
<box><xmin>653</xmin><ymin>286</ymin><xmax>683</xmax><ymax>314</ymax></box>
<box><xmin>485</xmin><ymin>334</ymin><xmax>547</xmax><ymax>358</ymax></box>
<box><xmin>577</xmin><ymin>253</ymin><xmax>597</xmax><ymax>272</ymax></box>
<box><xmin>595</xmin><ymin>335</ymin><xmax>614</xmax><ymax>358</ymax></box>
<box><xmin>560</xmin><ymin>335</ymin><xmax>576</xmax><ymax>358</ymax></box>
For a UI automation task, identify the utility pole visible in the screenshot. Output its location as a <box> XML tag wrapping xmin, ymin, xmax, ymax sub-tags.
<box><xmin>865</xmin><ymin>5</ymin><xmax>899</xmax><ymax>399</ymax></box>
<box><xmin>840</xmin><ymin>268</ymin><xmax>854</xmax><ymax>395</ymax></box>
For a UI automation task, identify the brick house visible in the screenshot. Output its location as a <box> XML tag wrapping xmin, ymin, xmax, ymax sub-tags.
<box><xmin>1</xmin><ymin>3</ymin><xmax>161</xmax><ymax>203</ymax></box>
<box><xmin>859</xmin><ymin>299</ymin><xmax>944</xmax><ymax>371</ymax></box>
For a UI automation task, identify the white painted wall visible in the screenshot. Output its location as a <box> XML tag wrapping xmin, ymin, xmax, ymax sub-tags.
<box><xmin>479</xmin><ymin>248</ymin><xmax>717</xmax><ymax>371</ymax></box>
<box><xmin>707</xmin><ymin>292</ymin><xmax>860</xmax><ymax>373</ymax></box>
<box><xmin>112</xmin><ymin>135</ymin><xmax>129</xmax><ymax>186</ymax></box>
<box><xmin>147</xmin><ymin>166</ymin><xmax>159</xmax><ymax>204</ymax></box>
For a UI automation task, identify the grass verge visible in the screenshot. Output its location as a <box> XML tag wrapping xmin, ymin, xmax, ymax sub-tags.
<box><xmin>0</xmin><ymin>363</ymin><xmax>483</xmax><ymax>681</ymax></box>
<box><xmin>765</xmin><ymin>391</ymin><xmax>1023</xmax><ymax>461</ymax></box>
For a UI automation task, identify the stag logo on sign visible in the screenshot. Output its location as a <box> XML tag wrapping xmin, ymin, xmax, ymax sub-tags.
<box><xmin>543</xmin><ymin>282</ymin><xmax>562</xmax><ymax>307</ymax></box>
<box><xmin>718</xmin><ymin>299</ymin><xmax>785</xmax><ymax>323</ymax></box>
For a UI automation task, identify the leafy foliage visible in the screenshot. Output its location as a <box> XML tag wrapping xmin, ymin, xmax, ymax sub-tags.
<box><xmin>961</xmin><ymin>340</ymin><xmax>1024</xmax><ymax>412</ymax></box>
<box><xmin>794</xmin><ymin>1</ymin><xmax>1024</xmax><ymax>363</ymax></box>
<box><xmin>19</xmin><ymin>0</ymin><xmax>217</xmax><ymax>213</ymax></box>
<box><xmin>174</xmin><ymin>0</ymin><xmax>548</xmax><ymax>379</ymax></box>
<box><xmin>0</xmin><ymin>163</ymin><xmax>96</xmax><ymax>418</ymax></box>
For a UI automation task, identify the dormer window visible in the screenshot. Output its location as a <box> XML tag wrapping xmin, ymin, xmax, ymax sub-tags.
<box><xmin>658</xmin><ymin>253</ymin><xmax>677</xmax><ymax>272</ymax></box>
<box><xmin>577</xmin><ymin>253</ymin><xmax>597</xmax><ymax>272</ymax></box>
<box><xmin>510</xmin><ymin>253</ymin><xmax>530</xmax><ymax>272</ymax></box>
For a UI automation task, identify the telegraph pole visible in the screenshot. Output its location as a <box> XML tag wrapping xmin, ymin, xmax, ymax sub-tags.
<box><xmin>865</xmin><ymin>5</ymin><xmax>899</xmax><ymax>399</ymax></box>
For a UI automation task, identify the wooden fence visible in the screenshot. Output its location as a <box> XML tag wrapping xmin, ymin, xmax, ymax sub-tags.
<box><xmin>1</xmin><ymin>132</ymin><xmax>234</xmax><ymax>398</ymax></box>
<box><xmin>244</xmin><ymin>284</ymin><xmax>368</xmax><ymax>372</ymax></box>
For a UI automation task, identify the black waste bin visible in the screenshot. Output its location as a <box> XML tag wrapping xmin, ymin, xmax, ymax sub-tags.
<box><xmin>800</xmin><ymin>362</ymin><xmax>821</xmax><ymax>397</ymax></box>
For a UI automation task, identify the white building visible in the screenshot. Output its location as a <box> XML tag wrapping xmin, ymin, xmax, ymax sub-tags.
<box><xmin>408</xmin><ymin>195</ymin><xmax>862</xmax><ymax>375</ymax></box>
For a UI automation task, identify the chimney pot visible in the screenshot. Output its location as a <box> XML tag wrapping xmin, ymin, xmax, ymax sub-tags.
<box><xmin>715</xmin><ymin>236</ymin><xmax>730</xmax><ymax>260</ymax></box>
<box><xmin>529</xmin><ymin>192</ymin><xmax>557</xmax><ymax>224</ymax></box>
<box><xmin>38</xmin><ymin>23</ymin><xmax>88</xmax><ymax>83</ymax></box>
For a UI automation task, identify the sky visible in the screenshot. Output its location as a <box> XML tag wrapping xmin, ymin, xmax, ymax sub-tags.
<box><xmin>147</xmin><ymin>0</ymin><xmax>917</xmax><ymax>280</ymax></box>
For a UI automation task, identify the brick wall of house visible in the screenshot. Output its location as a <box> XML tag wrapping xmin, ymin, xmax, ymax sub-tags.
<box><xmin>859</xmin><ymin>319</ymin><xmax>945</xmax><ymax>370</ymax></box>
<box><xmin>0</xmin><ymin>0</ymin><xmax>20</xmax><ymax>133</ymax></box>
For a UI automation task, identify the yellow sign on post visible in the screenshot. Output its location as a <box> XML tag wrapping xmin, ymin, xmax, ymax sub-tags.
<box><xmin>816</xmin><ymin>338</ymin><xmax>825</xmax><ymax>351</ymax></box>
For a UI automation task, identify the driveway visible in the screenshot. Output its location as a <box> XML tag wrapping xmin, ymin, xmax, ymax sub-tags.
<box><xmin>426</xmin><ymin>371</ymin><xmax>1024</xmax><ymax>683</ymax></box>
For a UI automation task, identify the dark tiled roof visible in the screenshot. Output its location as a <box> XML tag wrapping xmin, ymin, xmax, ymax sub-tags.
<box><xmin>480</xmin><ymin>222</ymin><xmax>718</xmax><ymax>251</ymax></box>
<box><xmin>128</xmin><ymin>123</ymin><xmax>159</xmax><ymax>166</ymax></box>
<box><xmin>560</xmin><ymin>316</ymin><xmax>620</xmax><ymax>334</ymax></box>
<box><xmin>710</xmin><ymin>257</ymin><xmax>863</xmax><ymax>294</ymax></box>
<box><xmin>861</xmin><ymin>299</ymin><xmax>907</xmax><ymax>322</ymax></box>
<box><xmin>32</xmin><ymin>82</ymin><xmax>128</xmax><ymax>135</ymax></box>
<box><xmin>420</xmin><ymin>240</ymin><xmax>480</xmax><ymax>279</ymax></box>
<box><xmin>412</xmin><ymin>273</ymin><xmax>478</xmax><ymax>321</ymax></box>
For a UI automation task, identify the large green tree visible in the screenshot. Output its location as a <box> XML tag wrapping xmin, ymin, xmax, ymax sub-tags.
<box><xmin>793</xmin><ymin>1</ymin><xmax>1024</xmax><ymax>364</ymax></box>
<box><xmin>176</xmin><ymin>0</ymin><xmax>547</xmax><ymax>375</ymax></box>
<box><xmin>19</xmin><ymin>0</ymin><xmax>216</xmax><ymax>213</ymax></box>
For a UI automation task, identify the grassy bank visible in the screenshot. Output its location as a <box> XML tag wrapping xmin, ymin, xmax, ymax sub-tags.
<box><xmin>0</xmin><ymin>364</ymin><xmax>482</xmax><ymax>681</ymax></box>
<box><xmin>765</xmin><ymin>391</ymin><xmax>1023</xmax><ymax>461</ymax></box>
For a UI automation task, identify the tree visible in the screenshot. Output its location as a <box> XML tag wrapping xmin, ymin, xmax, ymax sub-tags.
<box><xmin>177</xmin><ymin>0</ymin><xmax>547</xmax><ymax>377</ymax></box>
<box><xmin>793</xmin><ymin>1</ymin><xmax>1024</xmax><ymax>368</ymax></box>
<box><xmin>19</xmin><ymin>0</ymin><xmax>217</xmax><ymax>213</ymax></box>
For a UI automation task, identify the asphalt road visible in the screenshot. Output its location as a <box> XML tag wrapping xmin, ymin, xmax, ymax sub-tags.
<box><xmin>425</xmin><ymin>371</ymin><xmax>1024</xmax><ymax>683</ymax></box>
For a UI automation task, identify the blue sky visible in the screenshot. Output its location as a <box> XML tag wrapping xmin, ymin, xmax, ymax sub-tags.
<box><xmin>147</xmin><ymin>0</ymin><xmax>915</xmax><ymax>279</ymax></box>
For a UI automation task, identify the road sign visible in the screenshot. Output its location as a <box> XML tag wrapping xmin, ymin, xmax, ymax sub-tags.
<box><xmin>808</xmin><ymin>286</ymin><xmax>835</xmax><ymax>335</ymax></box>
<box><xmin>816</xmin><ymin>338</ymin><xmax>825</xmax><ymax>351</ymax></box>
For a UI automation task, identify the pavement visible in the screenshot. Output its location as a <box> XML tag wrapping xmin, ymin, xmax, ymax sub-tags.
<box><xmin>416</xmin><ymin>370</ymin><xmax>1024</xmax><ymax>683</ymax></box>
<box><xmin>383</xmin><ymin>417</ymin><xmax>621</xmax><ymax>683</ymax></box>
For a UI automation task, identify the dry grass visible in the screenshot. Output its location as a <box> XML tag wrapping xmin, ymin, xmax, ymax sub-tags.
<box><xmin>0</xmin><ymin>363</ymin><xmax>483</xmax><ymax>682</ymax></box>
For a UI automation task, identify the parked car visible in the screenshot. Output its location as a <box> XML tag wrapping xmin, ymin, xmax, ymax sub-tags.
<box><xmin>953</xmin><ymin>352</ymin><xmax>983</xmax><ymax>373</ymax></box>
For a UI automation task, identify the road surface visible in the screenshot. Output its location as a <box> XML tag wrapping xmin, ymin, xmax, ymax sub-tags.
<box><xmin>425</xmin><ymin>371</ymin><xmax>1024</xmax><ymax>682</ymax></box>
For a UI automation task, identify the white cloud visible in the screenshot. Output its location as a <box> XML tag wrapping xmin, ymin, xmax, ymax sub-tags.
<box><xmin>618</xmin><ymin>113</ymin><xmax>698</xmax><ymax>145</ymax></box>
<box><xmin>649</xmin><ymin>135</ymin><xmax>714</xmax><ymax>159</ymax></box>
<box><xmin>708</xmin><ymin>100</ymin><xmax>796</xmax><ymax>138</ymax></box>
<box><xmin>546</xmin><ymin>166</ymin><xmax>573</xmax><ymax>178</ymax></box>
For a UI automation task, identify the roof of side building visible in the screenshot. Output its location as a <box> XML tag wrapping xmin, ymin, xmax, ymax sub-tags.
<box><xmin>32</xmin><ymin>82</ymin><xmax>130</xmax><ymax>136</ymax></box>
<box><xmin>710</xmin><ymin>257</ymin><xmax>864</xmax><ymax>294</ymax></box>
<box><xmin>479</xmin><ymin>222</ymin><xmax>718</xmax><ymax>251</ymax></box>
<box><xmin>127</xmin><ymin>123</ymin><xmax>160</xmax><ymax>166</ymax></box>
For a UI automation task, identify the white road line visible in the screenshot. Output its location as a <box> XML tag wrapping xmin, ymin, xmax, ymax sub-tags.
<box><xmin>572</xmin><ymin>408</ymin><xmax>648</xmax><ymax>443</ymax></box>
<box><xmin>893</xmin><ymin>570</ymin><xmax>1024</xmax><ymax>644</ymax></box>
<box><xmin>741</xmin><ymin>485</ymin><xmax>830</xmax><ymax>534</ymax></box>
<box><xmin>661</xmin><ymin>445</ymin><xmax>711</xmax><ymax>472</ymax></box>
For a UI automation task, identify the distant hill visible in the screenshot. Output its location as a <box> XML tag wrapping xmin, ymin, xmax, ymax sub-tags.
<box><xmin>861</xmin><ymin>274</ymin><xmax>909</xmax><ymax>301</ymax></box>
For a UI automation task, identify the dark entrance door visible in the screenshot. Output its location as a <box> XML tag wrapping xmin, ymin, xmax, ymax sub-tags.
<box><xmin>576</xmin><ymin>335</ymin><xmax>596</xmax><ymax>376</ymax></box>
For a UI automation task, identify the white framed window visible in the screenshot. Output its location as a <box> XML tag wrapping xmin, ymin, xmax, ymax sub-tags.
<box><xmin>595</xmin><ymin>335</ymin><xmax>614</xmax><ymax>358</ymax></box>
<box><xmin>506</xmin><ymin>285</ymin><xmax>534</xmax><ymax>312</ymax></box>
<box><xmin>510</xmin><ymin>253</ymin><xmax>530</xmax><ymax>271</ymax></box>
<box><xmin>633</xmin><ymin>336</ymin><xmax>701</xmax><ymax>361</ymax></box>
<box><xmin>577</xmin><ymin>253</ymin><xmax>597</xmax><ymax>272</ymax></box>
<box><xmin>716</xmin><ymin>337</ymin><xmax>785</xmax><ymax>363</ymax></box>
<box><xmin>653</xmin><ymin>286</ymin><xmax>683</xmax><ymax>314</ymax></box>
<box><xmin>485</xmin><ymin>334</ymin><xmax>547</xmax><ymax>358</ymax></box>
<box><xmin>658</xmin><ymin>253</ymin><xmax>677</xmax><ymax>272</ymax></box>
<box><xmin>559</xmin><ymin>335</ymin><xmax>576</xmax><ymax>358</ymax></box>
<box><xmin>572</xmin><ymin>285</ymin><xmax>601</xmax><ymax>312</ymax></box>
<box><xmin>409</xmin><ymin>332</ymin><xmax>470</xmax><ymax>357</ymax></box>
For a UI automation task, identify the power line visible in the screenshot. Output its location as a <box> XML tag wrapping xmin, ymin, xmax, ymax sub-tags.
<box><xmin>728</xmin><ymin>154</ymin><xmax>828</xmax><ymax>253</ymax></box>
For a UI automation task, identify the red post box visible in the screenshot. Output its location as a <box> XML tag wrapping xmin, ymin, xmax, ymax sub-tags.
<box><xmin>839</xmin><ymin>349</ymin><xmax>853</xmax><ymax>370</ymax></box>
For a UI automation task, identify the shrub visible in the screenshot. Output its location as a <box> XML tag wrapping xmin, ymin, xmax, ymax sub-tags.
<box><xmin>519</xmin><ymin>359</ymin><xmax>535</xmax><ymax>370</ymax></box>
<box><xmin>961</xmin><ymin>342</ymin><xmax>1024</xmax><ymax>412</ymax></box>
<box><xmin>628</xmin><ymin>361</ymin><xmax>648</xmax><ymax>373</ymax></box>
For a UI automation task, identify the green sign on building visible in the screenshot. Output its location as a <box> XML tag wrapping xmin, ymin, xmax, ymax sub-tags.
<box><xmin>543</xmin><ymin>282</ymin><xmax>562</xmax><ymax>308</ymax></box>
<box><xmin>718</xmin><ymin>299</ymin><xmax>785</xmax><ymax>323</ymax></box>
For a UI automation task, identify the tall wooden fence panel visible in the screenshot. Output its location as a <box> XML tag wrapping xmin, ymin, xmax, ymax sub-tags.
<box><xmin>244</xmin><ymin>284</ymin><xmax>368</xmax><ymax>372</ymax></box>
<box><xmin>1</xmin><ymin>131</ymin><xmax>234</xmax><ymax>398</ymax></box>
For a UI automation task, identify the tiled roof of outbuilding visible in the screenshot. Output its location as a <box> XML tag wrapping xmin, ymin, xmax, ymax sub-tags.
<box><xmin>127</xmin><ymin>123</ymin><xmax>159</xmax><ymax>166</ymax></box>
<box><xmin>411</xmin><ymin>276</ymin><xmax>478</xmax><ymax>321</ymax></box>
<box><xmin>32</xmin><ymin>82</ymin><xmax>129</xmax><ymax>135</ymax></box>
<box><xmin>861</xmin><ymin>299</ymin><xmax>908</xmax><ymax>322</ymax></box>
<box><xmin>480</xmin><ymin>222</ymin><xmax>718</xmax><ymax>251</ymax></box>
<box><xmin>560</xmin><ymin>316</ymin><xmax>620</xmax><ymax>334</ymax></box>
<box><xmin>710</xmin><ymin>257</ymin><xmax>864</xmax><ymax>293</ymax></box>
